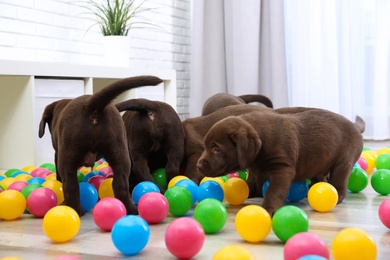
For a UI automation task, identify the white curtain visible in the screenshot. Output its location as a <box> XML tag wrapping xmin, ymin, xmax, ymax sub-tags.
<box><xmin>285</xmin><ymin>0</ymin><xmax>390</xmax><ymax>140</ymax></box>
<box><xmin>190</xmin><ymin>0</ymin><xmax>289</xmax><ymax>117</ymax></box>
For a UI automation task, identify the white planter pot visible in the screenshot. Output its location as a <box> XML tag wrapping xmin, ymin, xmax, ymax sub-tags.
<box><xmin>102</xmin><ymin>36</ymin><xmax>130</xmax><ymax>67</ymax></box>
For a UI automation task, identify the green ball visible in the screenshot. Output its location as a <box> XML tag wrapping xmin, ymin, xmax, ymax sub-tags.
<box><xmin>194</xmin><ymin>198</ymin><xmax>227</xmax><ymax>234</ymax></box>
<box><xmin>152</xmin><ymin>168</ymin><xmax>167</xmax><ymax>190</ymax></box>
<box><xmin>271</xmin><ymin>205</ymin><xmax>309</xmax><ymax>242</ymax></box>
<box><xmin>164</xmin><ymin>186</ymin><xmax>192</xmax><ymax>216</ymax></box>
<box><xmin>4</xmin><ymin>168</ymin><xmax>21</xmax><ymax>178</ymax></box>
<box><xmin>347</xmin><ymin>167</ymin><xmax>369</xmax><ymax>193</ymax></box>
<box><xmin>375</xmin><ymin>153</ymin><xmax>390</xmax><ymax>170</ymax></box>
<box><xmin>362</xmin><ymin>146</ymin><xmax>371</xmax><ymax>152</ymax></box>
<box><xmin>39</xmin><ymin>163</ymin><xmax>56</xmax><ymax>172</ymax></box>
<box><xmin>237</xmin><ymin>170</ymin><xmax>248</xmax><ymax>181</ymax></box>
<box><xmin>21</xmin><ymin>184</ymin><xmax>43</xmax><ymax>200</ymax></box>
<box><xmin>220</xmin><ymin>175</ymin><xmax>229</xmax><ymax>182</ymax></box>
<box><xmin>371</xmin><ymin>169</ymin><xmax>390</xmax><ymax>195</ymax></box>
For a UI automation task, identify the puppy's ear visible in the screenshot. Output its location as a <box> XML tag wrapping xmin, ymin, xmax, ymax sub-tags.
<box><xmin>230</xmin><ymin>125</ymin><xmax>261</xmax><ymax>169</ymax></box>
<box><xmin>39</xmin><ymin>103</ymin><xmax>55</xmax><ymax>138</ymax></box>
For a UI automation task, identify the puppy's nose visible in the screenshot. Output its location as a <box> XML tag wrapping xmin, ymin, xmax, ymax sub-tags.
<box><xmin>196</xmin><ymin>160</ymin><xmax>204</xmax><ymax>172</ymax></box>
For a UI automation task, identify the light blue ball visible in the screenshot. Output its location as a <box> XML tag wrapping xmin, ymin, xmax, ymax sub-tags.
<box><xmin>79</xmin><ymin>182</ymin><xmax>98</xmax><ymax>212</ymax></box>
<box><xmin>197</xmin><ymin>180</ymin><xmax>224</xmax><ymax>202</ymax></box>
<box><xmin>132</xmin><ymin>181</ymin><xmax>160</xmax><ymax>204</ymax></box>
<box><xmin>111</xmin><ymin>215</ymin><xmax>150</xmax><ymax>256</ymax></box>
<box><xmin>175</xmin><ymin>179</ymin><xmax>198</xmax><ymax>205</ymax></box>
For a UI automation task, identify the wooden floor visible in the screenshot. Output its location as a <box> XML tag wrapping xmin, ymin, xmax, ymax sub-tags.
<box><xmin>1</xmin><ymin>141</ymin><xmax>390</xmax><ymax>260</ymax></box>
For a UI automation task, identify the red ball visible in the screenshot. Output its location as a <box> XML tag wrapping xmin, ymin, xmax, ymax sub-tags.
<box><xmin>379</xmin><ymin>198</ymin><xmax>390</xmax><ymax>228</ymax></box>
<box><xmin>165</xmin><ymin>217</ymin><xmax>205</xmax><ymax>259</ymax></box>
<box><xmin>138</xmin><ymin>192</ymin><xmax>169</xmax><ymax>224</ymax></box>
<box><xmin>92</xmin><ymin>197</ymin><xmax>127</xmax><ymax>231</ymax></box>
<box><xmin>27</xmin><ymin>187</ymin><xmax>58</xmax><ymax>217</ymax></box>
<box><xmin>87</xmin><ymin>175</ymin><xmax>106</xmax><ymax>191</ymax></box>
<box><xmin>284</xmin><ymin>232</ymin><xmax>329</xmax><ymax>260</ymax></box>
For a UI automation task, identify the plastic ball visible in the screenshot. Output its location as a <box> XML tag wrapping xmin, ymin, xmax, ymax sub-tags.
<box><xmin>377</xmin><ymin>147</ymin><xmax>390</xmax><ymax>156</ymax></box>
<box><xmin>235</xmin><ymin>205</ymin><xmax>271</xmax><ymax>242</ymax></box>
<box><xmin>22</xmin><ymin>165</ymin><xmax>37</xmax><ymax>173</ymax></box>
<box><xmin>79</xmin><ymin>182</ymin><xmax>98</xmax><ymax>212</ymax></box>
<box><xmin>21</xmin><ymin>183</ymin><xmax>43</xmax><ymax>200</ymax></box>
<box><xmin>152</xmin><ymin>168</ymin><xmax>167</xmax><ymax>190</ymax></box>
<box><xmin>31</xmin><ymin>167</ymin><xmax>53</xmax><ymax>178</ymax></box>
<box><xmin>375</xmin><ymin>153</ymin><xmax>390</xmax><ymax>170</ymax></box>
<box><xmin>27</xmin><ymin>187</ymin><xmax>58</xmax><ymax>218</ymax></box>
<box><xmin>287</xmin><ymin>181</ymin><xmax>309</xmax><ymax>202</ymax></box>
<box><xmin>0</xmin><ymin>177</ymin><xmax>16</xmax><ymax>190</ymax></box>
<box><xmin>42</xmin><ymin>205</ymin><xmax>80</xmax><ymax>242</ymax></box>
<box><xmin>357</xmin><ymin>156</ymin><xmax>368</xmax><ymax>171</ymax></box>
<box><xmin>175</xmin><ymin>179</ymin><xmax>198</xmax><ymax>205</ymax></box>
<box><xmin>4</xmin><ymin>168</ymin><xmax>20</xmax><ymax>177</ymax></box>
<box><xmin>77</xmin><ymin>171</ymin><xmax>85</xmax><ymax>183</ymax></box>
<box><xmin>138</xmin><ymin>192</ymin><xmax>169</xmax><ymax>224</ymax></box>
<box><xmin>27</xmin><ymin>177</ymin><xmax>46</xmax><ymax>185</ymax></box>
<box><xmin>347</xmin><ymin>167</ymin><xmax>369</xmax><ymax>193</ymax></box>
<box><xmin>132</xmin><ymin>181</ymin><xmax>160</xmax><ymax>205</ymax></box>
<box><xmin>164</xmin><ymin>186</ymin><xmax>192</xmax><ymax>216</ymax></box>
<box><xmin>54</xmin><ymin>256</ymin><xmax>81</xmax><ymax>260</ymax></box>
<box><xmin>92</xmin><ymin>197</ymin><xmax>127</xmax><ymax>231</ymax></box>
<box><xmin>82</xmin><ymin>171</ymin><xmax>104</xmax><ymax>182</ymax></box>
<box><xmin>42</xmin><ymin>179</ymin><xmax>64</xmax><ymax>205</ymax></box>
<box><xmin>360</xmin><ymin>150</ymin><xmax>377</xmax><ymax>174</ymax></box>
<box><xmin>212</xmin><ymin>245</ymin><xmax>255</xmax><ymax>260</ymax></box>
<box><xmin>14</xmin><ymin>173</ymin><xmax>33</xmax><ymax>182</ymax></box>
<box><xmin>10</xmin><ymin>171</ymin><xmax>29</xmax><ymax>178</ymax></box>
<box><xmin>87</xmin><ymin>175</ymin><xmax>106</xmax><ymax>191</ymax></box>
<box><xmin>39</xmin><ymin>162</ymin><xmax>56</xmax><ymax>172</ymax></box>
<box><xmin>167</xmin><ymin>175</ymin><xmax>189</xmax><ymax>189</ymax></box>
<box><xmin>194</xmin><ymin>198</ymin><xmax>227</xmax><ymax>234</ymax></box>
<box><xmin>224</xmin><ymin>178</ymin><xmax>249</xmax><ymax>205</ymax></box>
<box><xmin>197</xmin><ymin>180</ymin><xmax>224</xmax><ymax>202</ymax></box>
<box><xmin>297</xmin><ymin>255</ymin><xmax>327</xmax><ymax>260</ymax></box>
<box><xmin>237</xmin><ymin>170</ymin><xmax>249</xmax><ymax>180</ymax></box>
<box><xmin>284</xmin><ymin>232</ymin><xmax>329</xmax><ymax>260</ymax></box>
<box><xmin>307</xmin><ymin>182</ymin><xmax>338</xmax><ymax>212</ymax></box>
<box><xmin>7</xmin><ymin>180</ymin><xmax>29</xmax><ymax>192</ymax></box>
<box><xmin>98</xmin><ymin>178</ymin><xmax>114</xmax><ymax>199</ymax></box>
<box><xmin>272</xmin><ymin>205</ymin><xmax>309</xmax><ymax>242</ymax></box>
<box><xmin>0</xmin><ymin>190</ymin><xmax>27</xmax><ymax>220</ymax></box>
<box><xmin>331</xmin><ymin>228</ymin><xmax>376</xmax><ymax>260</ymax></box>
<box><xmin>371</xmin><ymin>169</ymin><xmax>390</xmax><ymax>195</ymax></box>
<box><xmin>378</xmin><ymin>198</ymin><xmax>390</xmax><ymax>228</ymax></box>
<box><xmin>165</xmin><ymin>217</ymin><xmax>205</xmax><ymax>259</ymax></box>
<box><xmin>111</xmin><ymin>215</ymin><xmax>150</xmax><ymax>256</ymax></box>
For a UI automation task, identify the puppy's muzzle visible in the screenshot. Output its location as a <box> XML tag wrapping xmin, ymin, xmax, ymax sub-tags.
<box><xmin>196</xmin><ymin>159</ymin><xmax>208</xmax><ymax>173</ymax></box>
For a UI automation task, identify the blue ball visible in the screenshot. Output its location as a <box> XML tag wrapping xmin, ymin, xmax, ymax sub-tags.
<box><xmin>27</xmin><ymin>177</ymin><xmax>46</xmax><ymax>185</ymax></box>
<box><xmin>132</xmin><ymin>181</ymin><xmax>160</xmax><ymax>204</ymax></box>
<box><xmin>287</xmin><ymin>181</ymin><xmax>309</xmax><ymax>202</ymax></box>
<box><xmin>79</xmin><ymin>182</ymin><xmax>98</xmax><ymax>212</ymax></box>
<box><xmin>175</xmin><ymin>179</ymin><xmax>198</xmax><ymax>205</ymax></box>
<box><xmin>111</xmin><ymin>215</ymin><xmax>150</xmax><ymax>256</ymax></box>
<box><xmin>197</xmin><ymin>180</ymin><xmax>224</xmax><ymax>202</ymax></box>
<box><xmin>82</xmin><ymin>170</ymin><xmax>104</xmax><ymax>182</ymax></box>
<box><xmin>297</xmin><ymin>255</ymin><xmax>327</xmax><ymax>260</ymax></box>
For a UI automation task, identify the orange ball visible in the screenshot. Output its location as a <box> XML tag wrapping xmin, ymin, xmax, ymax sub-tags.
<box><xmin>224</xmin><ymin>178</ymin><xmax>249</xmax><ymax>205</ymax></box>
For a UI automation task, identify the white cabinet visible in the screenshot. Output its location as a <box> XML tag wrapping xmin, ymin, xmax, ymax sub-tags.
<box><xmin>0</xmin><ymin>60</ymin><xmax>176</xmax><ymax>170</ymax></box>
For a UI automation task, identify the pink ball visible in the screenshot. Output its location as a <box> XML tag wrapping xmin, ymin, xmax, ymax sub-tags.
<box><xmin>357</xmin><ymin>156</ymin><xmax>368</xmax><ymax>171</ymax></box>
<box><xmin>54</xmin><ymin>256</ymin><xmax>81</xmax><ymax>260</ymax></box>
<box><xmin>8</xmin><ymin>181</ymin><xmax>29</xmax><ymax>192</ymax></box>
<box><xmin>30</xmin><ymin>168</ymin><xmax>53</xmax><ymax>178</ymax></box>
<box><xmin>98</xmin><ymin>167</ymin><xmax>113</xmax><ymax>177</ymax></box>
<box><xmin>284</xmin><ymin>232</ymin><xmax>329</xmax><ymax>260</ymax></box>
<box><xmin>227</xmin><ymin>172</ymin><xmax>239</xmax><ymax>178</ymax></box>
<box><xmin>138</xmin><ymin>192</ymin><xmax>169</xmax><ymax>224</ymax></box>
<box><xmin>87</xmin><ymin>175</ymin><xmax>106</xmax><ymax>191</ymax></box>
<box><xmin>92</xmin><ymin>197</ymin><xmax>127</xmax><ymax>231</ymax></box>
<box><xmin>379</xmin><ymin>198</ymin><xmax>390</xmax><ymax>228</ymax></box>
<box><xmin>165</xmin><ymin>217</ymin><xmax>205</xmax><ymax>259</ymax></box>
<box><xmin>27</xmin><ymin>187</ymin><xmax>58</xmax><ymax>217</ymax></box>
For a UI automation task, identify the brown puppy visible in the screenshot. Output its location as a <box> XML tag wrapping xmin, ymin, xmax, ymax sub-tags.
<box><xmin>38</xmin><ymin>76</ymin><xmax>163</xmax><ymax>216</ymax></box>
<box><xmin>196</xmin><ymin>109</ymin><xmax>365</xmax><ymax>215</ymax></box>
<box><xmin>201</xmin><ymin>93</ymin><xmax>273</xmax><ymax>116</ymax></box>
<box><xmin>115</xmin><ymin>98</ymin><xmax>185</xmax><ymax>192</ymax></box>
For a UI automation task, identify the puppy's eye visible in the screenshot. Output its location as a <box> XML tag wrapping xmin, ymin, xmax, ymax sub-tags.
<box><xmin>212</xmin><ymin>145</ymin><xmax>221</xmax><ymax>154</ymax></box>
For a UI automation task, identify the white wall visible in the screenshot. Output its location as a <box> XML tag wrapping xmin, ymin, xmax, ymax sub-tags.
<box><xmin>0</xmin><ymin>0</ymin><xmax>191</xmax><ymax>118</ymax></box>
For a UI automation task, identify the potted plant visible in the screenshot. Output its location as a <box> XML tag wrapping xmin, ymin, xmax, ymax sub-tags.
<box><xmin>81</xmin><ymin>0</ymin><xmax>158</xmax><ymax>66</ymax></box>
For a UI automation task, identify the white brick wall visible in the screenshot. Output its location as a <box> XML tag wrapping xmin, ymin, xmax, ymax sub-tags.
<box><xmin>0</xmin><ymin>0</ymin><xmax>191</xmax><ymax>118</ymax></box>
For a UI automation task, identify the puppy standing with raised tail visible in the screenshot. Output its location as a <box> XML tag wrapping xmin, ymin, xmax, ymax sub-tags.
<box><xmin>39</xmin><ymin>76</ymin><xmax>163</xmax><ymax>216</ymax></box>
<box><xmin>196</xmin><ymin>108</ymin><xmax>365</xmax><ymax>216</ymax></box>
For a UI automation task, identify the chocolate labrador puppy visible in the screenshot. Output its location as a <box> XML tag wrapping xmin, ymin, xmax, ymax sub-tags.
<box><xmin>196</xmin><ymin>108</ymin><xmax>365</xmax><ymax>215</ymax></box>
<box><xmin>115</xmin><ymin>98</ymin><xmax>185</xmax><ymax>192</ymax></box>
<box><xmin>38</xmin><ymin>76</ymin><xmax>163</xmax><ymax>216</ymax></box>
<box><xmin>201</xmin><ymin>93</ymin><xmax>273</xmax><ymax>116</ymax></box>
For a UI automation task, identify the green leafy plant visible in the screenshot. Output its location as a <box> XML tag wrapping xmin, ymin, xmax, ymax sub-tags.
<box><xmin>82</xmin><ymin>0</ymin><xmax>158</xmax><ymax>36</ymax></box>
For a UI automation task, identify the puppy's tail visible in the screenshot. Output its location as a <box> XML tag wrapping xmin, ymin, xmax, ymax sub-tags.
<box><xmin>87</xmin><ymin>76</ymin><xmax>162</xmax><ymax>113</ymax></box>
<box><xmin>354</xmin><ymin>115</ymin><xmax>366</xmax><ymax>133</ymax></box>
<box><xmin>238</xmin><ymin>94</ymin><xmax>274</xmax><ymax>108</ymax></box>
<box><xmin>115</xmin><ymin>98</ymin><xmax>159</xmax><ymax>112</ymax></box>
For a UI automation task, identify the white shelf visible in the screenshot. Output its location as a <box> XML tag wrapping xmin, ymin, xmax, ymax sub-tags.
<box><xmin>0</xmin><ymin>60</ymin><xmax>177</xmax><ymax>170</ymax></box>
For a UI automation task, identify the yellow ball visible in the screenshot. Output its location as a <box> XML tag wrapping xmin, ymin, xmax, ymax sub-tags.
<box><xmin>212</xmin><ymin>177</ymin><xmax>225</xmax><ymax>190</ymax></box>
<box><xmin>95</xmin><ymin>162</ymin><xmax>110</xmax><ymax>170</ymax></box>
<box><xmin>213</xmin><ymin>245</ymin><xmax>255</xmax><ymax>260</ymax></box>
<box><xmin>21</xmin><ymin>165</ymin><xmax>37</xmax><ymax>173</ymax></box>
<box><xmin>200</xmin><ymin>176</ymin><xmax>214</xmax><ymax>184</ymax></box>
<box><xmin>332</xmin><ymin>228</ymin><xmax>376</xmax><ymax>260</ymax></box>
<box><xmin>0</xmin><ymin>257</ymin><xmax>23</xmax><ymax>260</ymax></box>
<box><xmin>14</xmin><ymin>173</ymin><xmax>33</xmax><ymax>182</ymax></box>
<box><xmin>361</xmin><ymin>150</ymin><xmax>377</xmax><ymax>174</ymax></box>
<box><xmin>224</xmin><ymin>178</ymin><xmax>249</xmax><ymax>205</ymax></box>
<box><xmin>42</xmin><ymin>205</ymin><xmax>80</xmax><ymax>243</ymax></box>
<box><xmin>42</xmin><ymin>179</ymin><xmax>64</xmax><ymax>205</ymax></box>
<box><xmin>0</xmin><ymin>190</ymin><xmax>27</xmax><ymax>220</ymax></box>
<box><xmin>235</xmin><ymin>205</ymin><xmax>271</xmax><ymax>242</ymax></box>
<box><xmin>307</xmin><ymin>182</ymin><xmax>338</xmax><ymax>212</ymax></box>
<box><xmin>79</xmin><ymin>166</ymin><xmax>92</xmax><ymax>175</ymax></box>
<box><xmin>45</xmin><ymin>173</ymin><xmax>57</xmax><ymax>181</ymax></box>
<box><xmin>168</xmin><ymin>175</ymin><xmax>190</xmax><ymax>189</ymax></box>
<box><xmin>0</xmin><ymin>177</ymin><xmax>16</xmax><ymax>190</ymax></box>
<box><xmin>98</xmin><ymin>178</ymin><xmax>115</xmax><ymax>199</ymax></box>
<box><xmin>377</xmin><ymin>147</ymin><xmax>390</xmax><ymax>156</ymax></box>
